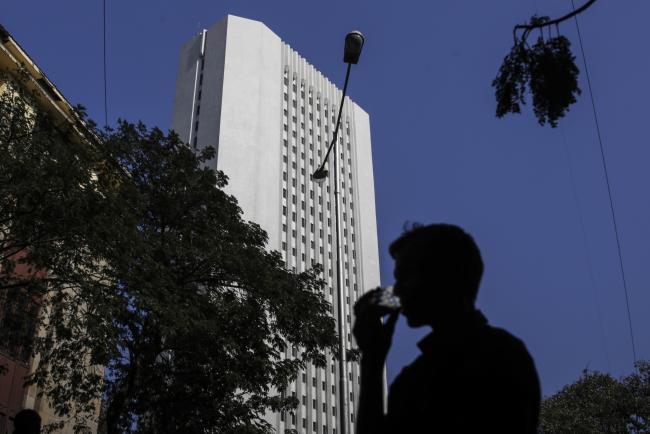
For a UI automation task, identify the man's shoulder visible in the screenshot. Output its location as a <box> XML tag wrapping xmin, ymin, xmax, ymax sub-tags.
<box><xmin>478</xmin><ymin>324</ymin><xmax>537</xmax><ymax>372</ymax></box>
<box><xmin>481</xmin><ymin>324</ymin><xmax>529</xmax><ymax>350</ymax></box>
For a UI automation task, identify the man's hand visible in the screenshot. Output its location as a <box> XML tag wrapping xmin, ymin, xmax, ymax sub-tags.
<box><xmin>353</xmin><ymin>289</ymin><xmax>400</xmax><ymax>363</ymax></box>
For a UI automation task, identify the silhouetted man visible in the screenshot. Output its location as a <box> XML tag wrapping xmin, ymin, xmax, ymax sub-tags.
<box><xmin>354</xmin><ymin>224</ymin><xmax>540</xmax><ymax>433</ymax></box>
<box><xmin>13</xmin><ymin>409</ymin><xmax>41</xmax><ymax>434</ymax></box>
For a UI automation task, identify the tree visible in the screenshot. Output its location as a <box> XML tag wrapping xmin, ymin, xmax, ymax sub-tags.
<box><xmin>1</xmin><ymin>75</ymin><xmax>339</xmax><ymax>433</ymax></box>
<box><xmin>92</xmin><ymin>121</ymin><xmax>338</xmax><ymax>434</ymax></box>
<box><xmin>492</xmin><ymin>0</ymin><xmax>598</xmax><ymax>127</ymax></box>
<box><xmin>539</xmin><ymin>361</ymin><xmax>650</xmax><ymax>433</ymax></box>
<box><xmin>0</xmin><ymin>70</ymin><xmax>109</xmax><ymax>381</ymax></box>
<box><xmin>0</xmin><ymin>73</ymin><xmax>113</xmax><ymax>432</ymax></box>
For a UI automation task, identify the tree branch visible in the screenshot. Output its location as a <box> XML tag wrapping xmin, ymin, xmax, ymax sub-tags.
<box><xmin>513</xmin><ymin>0</ymin><xmax>598</xmax><ymax>42</ymax></box>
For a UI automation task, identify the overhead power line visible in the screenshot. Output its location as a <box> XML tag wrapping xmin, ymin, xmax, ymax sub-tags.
<box><xmin>103</xmin><ymin>0</ymin><xmax>108</xmax><ymax>128</ymax></box>
<box><xmin>570</xmin><ymin>0</ymin><xmax>637</xmax><ymax>364</ymax></box>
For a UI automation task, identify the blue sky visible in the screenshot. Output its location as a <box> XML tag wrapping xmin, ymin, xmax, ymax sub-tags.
<box><xmin>4</xmin><ymin>0</ymin><xmax>649</xmax><ymax>397</ymax></box>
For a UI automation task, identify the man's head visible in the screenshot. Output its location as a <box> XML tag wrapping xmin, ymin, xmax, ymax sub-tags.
<box><xmin>389</xmin><ymin>223</ymin><xmax>484</xmax><ymax>328</ymax></box>
<box><xmin>13</xmin><ymin>409</ymin><xmax>41</xmax><ymax>434</ymax></box>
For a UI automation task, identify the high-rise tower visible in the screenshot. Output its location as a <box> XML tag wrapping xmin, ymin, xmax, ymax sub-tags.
<box><xmin>171</xmin><ymin>15</ymin><xmax>379</xmax><ymax>434</ymax></box>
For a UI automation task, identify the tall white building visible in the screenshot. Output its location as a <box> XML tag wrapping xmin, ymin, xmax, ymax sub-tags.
<box><xmin>171</xmin><ymin>15</ymin><xmax>379</xmax><ymax>434</ymax></box>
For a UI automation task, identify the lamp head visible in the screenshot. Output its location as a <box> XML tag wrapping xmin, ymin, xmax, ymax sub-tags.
<box><xmin>312</xmin><ymin>168</ymin><xmax>329</xmax><ymax>184</ymax></box>
<box><xmin>344</xmin><ymin>31</ymin><xmax>364</xmax><ymax>64</ymax></box>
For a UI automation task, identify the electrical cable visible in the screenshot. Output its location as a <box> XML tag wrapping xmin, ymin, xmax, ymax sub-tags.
<box><xmin>570</xmin><ymin>0</ymin><xmax>637</xmax><ymax>364</ymax></box>
<box><xmin>559</xmin><ymin>127</ymin><xmax>612</xmax><ymax>373</ymax></box>
<box><xmin>103</xmin><ymin>0</ymin><xmax>108</xmax><ymax>128</ymax></box>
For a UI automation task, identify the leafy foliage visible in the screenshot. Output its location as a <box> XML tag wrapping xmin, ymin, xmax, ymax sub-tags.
<box><xmin>0</xmin><ymin>74</ymin><xmax>339</xmax><ymax>433</ymax></box>
<box><xmin>539</xmin><ymin>361</ymin><xmax>650</xmax><ymax>433</ymax></box>
<box><xmin>493</xmin><ymin>17</ymin><xmax>581</xmax><ymax>127</ymax></box>
<box><xmin>493</xmin><ymin>42</ymin><xmax>530</xmax><ymax>118</ymax></box>
<box><xmin>0</xmin><ymin>72</ymin><xmax>110</xmax><ymax>432</ymax></box>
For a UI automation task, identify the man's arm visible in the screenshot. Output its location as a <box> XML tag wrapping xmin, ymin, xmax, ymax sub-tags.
<box><xmin>356</xmin><ymin>355</ymin><xmax>386</xmax><ymax>434</ymax></box>
<box><xmin>352</xmin><ymin>304</ymin><xmax>399</xmax><ymax>434</ymax></box>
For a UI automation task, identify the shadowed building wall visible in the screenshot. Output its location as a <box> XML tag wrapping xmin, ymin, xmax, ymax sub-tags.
<box><xmin>0</xmin><ymin>24</ymin><xmax>101</xmax><ymax>434</ymax></box>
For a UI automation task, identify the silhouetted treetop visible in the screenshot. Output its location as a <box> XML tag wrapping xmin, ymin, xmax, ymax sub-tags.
<box><xmin>493</xmin><ymin>0</ymin><xmax>599</xmax><ymax>127</ymax></box>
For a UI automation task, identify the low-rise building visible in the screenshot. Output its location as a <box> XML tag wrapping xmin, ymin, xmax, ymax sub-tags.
<box><xmin>0</xmin><ymin>24</ymin><xmax>101</xmax><ymax>434</ymax></box>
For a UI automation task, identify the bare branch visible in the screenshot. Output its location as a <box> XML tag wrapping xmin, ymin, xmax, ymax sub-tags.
<box><xmin>513</xmin><ymin>0</ymin><xmax>598</xmax><ymax>42</ymax></box>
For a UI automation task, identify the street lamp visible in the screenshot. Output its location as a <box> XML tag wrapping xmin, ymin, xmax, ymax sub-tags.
<box><xmin>312</xmin><ymin>30</ymin><xmax>364</xmax><ymax>434</ymax></box>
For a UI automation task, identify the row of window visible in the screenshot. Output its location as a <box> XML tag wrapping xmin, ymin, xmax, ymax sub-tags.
<box><xmin>278</xmin><ymin>66</ymin><xmax>361</xmax><ymax>431</ymax></box>
<box><xmin>280</xmin><ymin>411</ymin><xmax>356</xmax><ymax>431</ymax></box>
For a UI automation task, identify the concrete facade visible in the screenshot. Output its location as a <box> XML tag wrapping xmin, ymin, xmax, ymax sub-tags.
<box><xmin>171</xmin><ymin>15</ymin><xmax>380</xmax><ymax>434</ymax></box>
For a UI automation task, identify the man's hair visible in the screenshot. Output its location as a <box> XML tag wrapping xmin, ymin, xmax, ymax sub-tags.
<box><xmin>13</xmin><ymin>409</ymin><xmax>41</xmax><ymax>434</ymax></box>
<box><xmin>389</xmin><ymin>223</ymin><xmax>484</xmax><ymax>301</ymax></box>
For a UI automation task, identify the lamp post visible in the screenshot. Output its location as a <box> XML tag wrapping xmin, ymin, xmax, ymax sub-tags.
<box><xmin>312</xmin><ymin>30</ymin><xmax>364</xmax><ymax>434</ymax></box>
